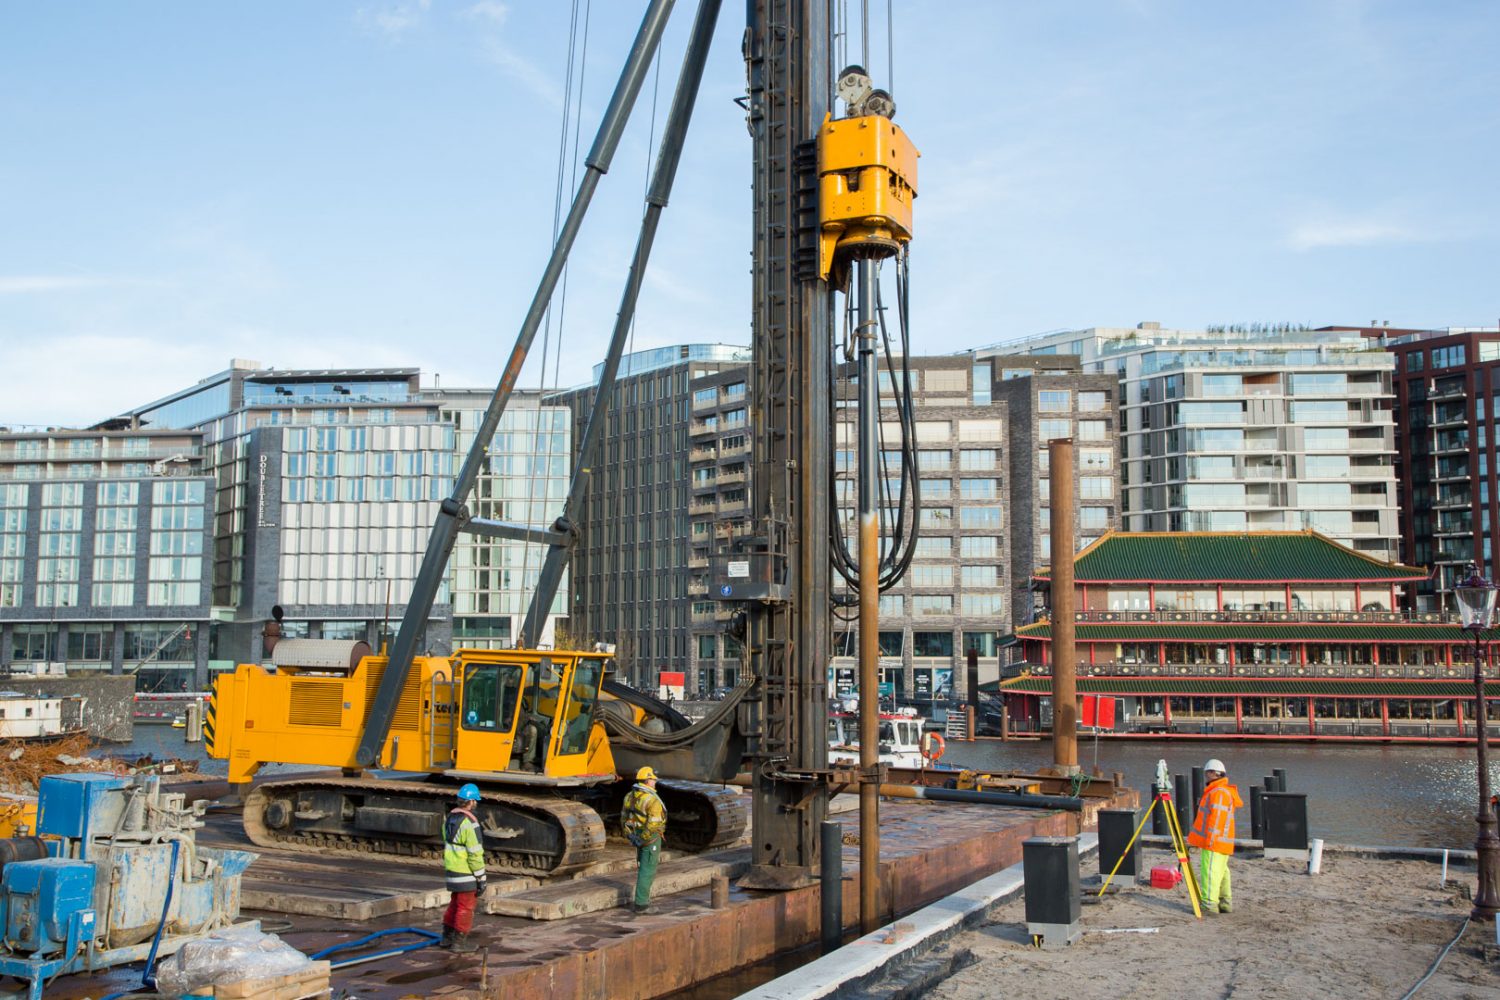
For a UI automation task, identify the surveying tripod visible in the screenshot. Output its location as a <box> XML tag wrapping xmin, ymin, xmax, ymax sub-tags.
<box><xmin>1098</xmin><ymin>760</ymin><xmax>1204</xmax><ymax>918</ymax></box>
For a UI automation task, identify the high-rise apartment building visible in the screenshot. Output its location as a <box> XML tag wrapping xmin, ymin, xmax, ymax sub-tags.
<box><xmin>685</xmin><ymin>367</ymin><xmax>754</xmax><ymax>694</ymax></box>
<box><xmin>681</xmin><ymin>354</ymin><xmax>1120</xmax><ymax>706</ymax></box>
<box><xmin>823</xmin><ymin>356</ymin><xmax>1016</xmax><ymax>707</ymax></box>
<box><xmin>550</xmin><ymin>345</ymin><xmax>752</xmax><ymax>688</ymax></box>
<box><xmin>0</xmin><ymin>428</ymin><xmax>213</xmax><ymax>689</ymax></box>
<box><xmin>983</xmin><ymin>325</ymin><xmax>1400</xmax><ymax>562</ymax></box>
<box><xmin>1378</xmin><ymin>325</ymin><xmax>1500</xmax><ymax>609</ymax></box>
<box><xmin>992</xmin><ymin>358</ymin><xmax>1122</xmax><ymax>626</ymax></box>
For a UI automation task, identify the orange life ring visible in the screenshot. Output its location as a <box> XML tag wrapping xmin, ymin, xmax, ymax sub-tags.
<box><xmin>920</xmin><ymin>732</ymin><xmax>945</xmax><ymax>763</ymax></box>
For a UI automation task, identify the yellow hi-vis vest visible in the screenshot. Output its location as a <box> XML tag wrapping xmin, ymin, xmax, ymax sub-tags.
<box><xmin>622</xmin><ymin>782</ymin><xmax>667</xmax><ymax>847</ymax></box>
<box><xmin>443</xmin><ymin>807</ymin><xmax>485</xmax><ymax>890</ymax></box>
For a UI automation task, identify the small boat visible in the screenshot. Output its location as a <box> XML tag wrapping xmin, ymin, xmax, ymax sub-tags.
<box><xmin>170</xmin><ymin>715</ymin><xmax>186</xmax><ymax>729</ymax></box>
<box><xmin>0</xmin><ymin>691</ymin><xmax>88</xmax><ymax>743</ymax></box>
<box><xmin>828</xmin><ymin>704</ymin><xmax>932</xmax><ymax>769</ymax></box>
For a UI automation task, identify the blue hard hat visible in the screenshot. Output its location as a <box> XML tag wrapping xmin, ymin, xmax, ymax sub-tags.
<box><xmin>458</xmin><ymin>783</ymin><xmax>481</xmax><ymax>802</ymax></box>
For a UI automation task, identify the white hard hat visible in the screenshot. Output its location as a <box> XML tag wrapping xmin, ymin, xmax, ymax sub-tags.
<box><xmin>1204</xmin><ymin>759</ymin><xmax>1226</xmax><ymax>774</ymax></box>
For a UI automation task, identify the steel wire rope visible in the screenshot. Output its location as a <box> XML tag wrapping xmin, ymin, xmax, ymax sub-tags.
<box><xmin>886</xmin><ymin>0</ymin><xmax>894</xmax><ymax>98</ymax></box>
<box><xmin>861</xmin><ymin>0</ymin><xmax>869</xmax><ymax>70</ymax></box>
<box><xmin>520</xmin><ymin>0</ymin><xmax>590</xmax><ymax>646</ymax></box>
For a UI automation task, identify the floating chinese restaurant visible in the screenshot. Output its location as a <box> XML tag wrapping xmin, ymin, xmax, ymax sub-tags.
<box><xmin>994</xmin><ymin>531</ymin><xmax>1500</xmax><ymax>742</ymax></box>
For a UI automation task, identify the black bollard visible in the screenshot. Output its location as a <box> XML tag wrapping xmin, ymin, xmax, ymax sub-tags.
<box><xmin>1190</xmin><ymin>766</ymin><xmax>1205</xmax><ymax>827</ymax></box>
<box><xmin>1273</xmin><ymin>767</ymin><xmax>1288</xmax><ymax>792</ymax></box>
<box><xmin>1099</xmin><ymin>809</ymin><xmax>1141</xmax><ymax>878</ymax></box>
<box><xmin>820</xmin><ymin>820</ymin><xmax>843</xmax><ymax>955</ymax></box>
<box><xmin>1250</xmin><ymin>785</ymin><xmax>1264</xmax><ymax>839</ymax></box>
<box><xmin>1151</xmin><ymin>783</ymin><xmax>1169</xmax><ymax>835</ymax></box>
<box><xmin>1263</xmin><ymin>775</ymin><xmax>1278</xmax><ymax>796</ymax></box>
<box><xmin>1173</xmin><ymin>773</ymin><xmax>1191</xmax><ymax>835</ymax></box>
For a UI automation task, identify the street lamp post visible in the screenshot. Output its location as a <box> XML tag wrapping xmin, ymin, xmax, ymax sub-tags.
<box><xmin>1452</xmin><ymin>564</ymin><xmax>1500</xmax><ymax>920</ymax></box>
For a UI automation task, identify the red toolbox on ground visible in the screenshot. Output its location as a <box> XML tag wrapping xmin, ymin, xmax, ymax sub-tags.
<box><xmin>1150</xmin><ymin>865</ymin><xmax>1183</xmax><ymax>889</ymax></box>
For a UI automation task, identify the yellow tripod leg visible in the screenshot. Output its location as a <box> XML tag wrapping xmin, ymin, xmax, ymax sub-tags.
<box><xmin>1098</xmin><ymin>797</ymin><xmax>1157</xmax><ymax>897</ymax></box>
<box><xmin>1163</xmin><ymin>803</ymin><xmax>1203</xmax><ymax>918</ymax></box>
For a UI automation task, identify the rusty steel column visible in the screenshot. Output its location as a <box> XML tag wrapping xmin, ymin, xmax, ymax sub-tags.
<box><xmin>1049</xmin><ymin>438</ymin><xmax>1079</xmax><ymax>772</ymax></box>
<box><xmin>856</xmin><ymin>258</ymin><xmax>882</xmax><ymax>933</ymax></box>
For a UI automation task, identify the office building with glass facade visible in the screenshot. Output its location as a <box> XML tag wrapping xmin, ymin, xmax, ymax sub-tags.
<box><xmin>982</xmin><ymin>324</ymin><xmax>1400</xmax><ymax>562</ymax></box>
<box><xmin>105</xmin><ymin>363</ymin><xmax>456</xmax><ymax>662</ymax></box>
<box><xmin>0</xmin><ymin>428</ymin><xmax>213</xmax><ymax>689</ymax></box>
<box><xmin>431</xmin><ymin>388</ymin><xmax>571</xmax><ymax>650</ymax></box>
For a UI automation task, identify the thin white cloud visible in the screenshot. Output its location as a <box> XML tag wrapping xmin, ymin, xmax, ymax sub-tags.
<box><xmin>478</xmin><ymin>37</ymin><xmax>564</xmax><ymax>107</ymax></box>
<box><xmin>1286</xmin><ymin>218</ymin><xmax>1426</xmax><ymax>251</ymax></box>
<box><xmin>0</xmin><ymin>275</ymin><xmax>167</xmax><ymax>294</ymax></box>
<box><xmin>464</xmin><ymin>1</ymin><xmax>509</xmax><ymax>27</ymax></box>
<box><xmin>356</xmin><ymin>0</ymin><xmax>432</xmax><ymax>42</ymax></box>
<box><xmin>644</xmin><ymin>266</ymin><xmax>719</xmax><ymax>309</ymax></box>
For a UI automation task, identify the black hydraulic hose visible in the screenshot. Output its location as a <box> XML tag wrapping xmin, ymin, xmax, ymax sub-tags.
<box><xmin>829</xmin><ymin>251</ymin><xmax>919</xmax><ymax>594</ymax></box>
<box><xmin>603</xmin><ymin>678</ymin><xmax>693</xmax><ymax>730</ymax></box>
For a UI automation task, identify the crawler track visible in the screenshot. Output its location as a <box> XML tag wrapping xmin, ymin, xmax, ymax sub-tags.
<box><xmin>242</xmin><ymin>777</ymin><xmax>607</xmax><ymax>876</ymax></box>
<box><xmin>656</xmin><ymin>780</ymin><xmax>750</xmax><ymax>851</ymax></box>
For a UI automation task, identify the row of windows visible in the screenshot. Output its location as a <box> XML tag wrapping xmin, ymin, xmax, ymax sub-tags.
<box><xmin>823</xmin><ymin>630</ymin><xmax>999</xmax><ymax>660</ymax></box>
<box><xmin>282</xmin><ymin>424</ymin><xmax>458</xmax><ymax>453</ymax></box>
<box><xmin>283</xmin><ymin>477</ymin><xmax>446</xmax><ymax>503</ymax></box>
<box><xmin>1038</xmin><ymin>419</ymin><xmax>1110</xmax><ymax>441</ymax></box>
<box><xmin>1037</xmin><ymin>390</ymin><xmax>1110</xmax><ymax>412</ymax></box>
<box><xmin>1037</xmin><ymin>477</ymin><xmax>1114</xmax><ymax>500</ymax></box>
<box><xmin>0</xmin><ymin>462</ymin><xmax>172</xmax><ymax>481</ymax></box>
<box><xmin>819</xmin><ymin>593</ymin><xmax>1005</xmax><ymax>618</ymax></box>
<box><xmin>897</xmin><ymin>564</ymin><xmax>1006</xmax><ymax>588</ymax></box>
<box><xmin>837</xmin><ymin>448</ymin><xmax>1007</xmax><ymax>472</ymax></box>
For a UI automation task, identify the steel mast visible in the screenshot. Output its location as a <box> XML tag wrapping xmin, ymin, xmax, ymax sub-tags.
<box><xmin>737</xmin><ymin>0</ymin><xmax>834</xmax><ymax>888</ymax></box>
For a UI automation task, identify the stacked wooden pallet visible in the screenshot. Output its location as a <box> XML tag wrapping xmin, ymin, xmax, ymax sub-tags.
<box><xmin>209</xmin><ymin>960</ymin><xmax>331</xmax><ymax>1000</ymax></box>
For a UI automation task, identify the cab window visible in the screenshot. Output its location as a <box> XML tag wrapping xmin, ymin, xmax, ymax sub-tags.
<box><xmin>557</xmin><ymin>660</ymin><xmax>602</xmax><ymax>756</ymax></box>
<box><xmin>462</xmin><ymin>663</ymin><xmax>525</xmax><ymax>732</ymax></box>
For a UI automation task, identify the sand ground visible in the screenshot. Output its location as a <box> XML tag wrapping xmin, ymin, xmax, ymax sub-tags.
<box><xmin>921</xmin><ymin>849</ymin><xmax>1499</xmax><ymax>1000</ymax></box>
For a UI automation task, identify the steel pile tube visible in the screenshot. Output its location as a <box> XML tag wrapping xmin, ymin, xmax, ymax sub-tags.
<box><xmin>1049</xmin><ymin>439</ymin><xmax>1078</xmax><ymax>771</ymax></box>
<box><xmin>857</xmin><ymin>259</ymin><xmax>881</xmax><ymax>934</ymax></box>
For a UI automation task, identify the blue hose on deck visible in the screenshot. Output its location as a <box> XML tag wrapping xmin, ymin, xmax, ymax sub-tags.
<box><xmin>309</xmin><ymin>927</ymin><xmax>442</xmax><ymax>970</ymax></box>
<box><xmin>143</xmin><ymin>838</ymin><xmax>181</xmax><ymax>989</ymax></box>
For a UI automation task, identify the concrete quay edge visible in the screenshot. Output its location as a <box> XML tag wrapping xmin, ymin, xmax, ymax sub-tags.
<box><xmin>736</xmin><ymin>833</ymin><xmax>1100</xmax><ymax>1000</ymax></box>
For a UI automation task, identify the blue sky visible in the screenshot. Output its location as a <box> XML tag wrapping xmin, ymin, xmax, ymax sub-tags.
<box><xmin>2</xmin><ymin>1</ymin><xmax>1497</xmax><ymax>426</ymax></box>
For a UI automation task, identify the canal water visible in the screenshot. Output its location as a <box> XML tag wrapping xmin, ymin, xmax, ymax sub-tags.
<box><xmin>946</xmin><ymin>737</ymin><xmax>1500</xmax><ymax>851</ymax></box>
<box><xmin>113</xmin><ymin>726</ymin><xmax>1500</xmax><ymax>850</ymax></box>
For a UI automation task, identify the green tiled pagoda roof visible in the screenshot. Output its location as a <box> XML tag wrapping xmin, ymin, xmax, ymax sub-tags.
<box><xmin>1035</xmin><ymin>531</ymin><xmax>1428</xmax><ymax>584</ymax></box>
<box><xmin>1015</xmin><ymin>622</ymin><xmax>1467</xmax><ymax>643</ymax></box>
<box><xmin>983</xmin><ymin>676</ymin><xmax>1500</xmax><ymax>698</ymax></box>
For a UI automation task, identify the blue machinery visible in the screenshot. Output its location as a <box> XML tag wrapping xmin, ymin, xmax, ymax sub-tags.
<box><xmin>0</xmin><ymin>773</ymin><xmax>255</xmax><ymax>1000</ymax></box>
